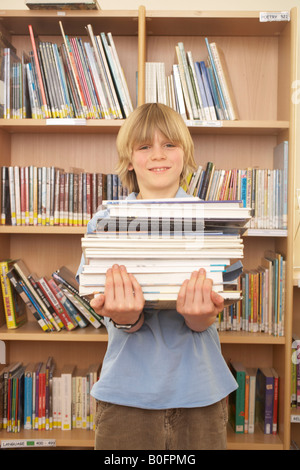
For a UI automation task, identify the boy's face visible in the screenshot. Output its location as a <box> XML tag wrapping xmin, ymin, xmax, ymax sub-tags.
<box><xmin>128</xmin><ymin>129</ymin><xmax>184</xmax><ymax>199</ymax></box>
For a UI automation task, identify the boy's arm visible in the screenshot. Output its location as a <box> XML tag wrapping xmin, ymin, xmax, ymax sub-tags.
<box><xmin>176</xmin><ymin>269</ymin><xmax>224</xmax><ymax>332</ymax></box>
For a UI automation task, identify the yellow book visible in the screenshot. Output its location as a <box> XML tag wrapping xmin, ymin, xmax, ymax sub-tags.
<box><xmin>0</xmin><ymin>260</ymin><xmax>27</xmax><ymax>329</ymax></box>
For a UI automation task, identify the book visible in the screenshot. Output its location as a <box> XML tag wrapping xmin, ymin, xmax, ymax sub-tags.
<box><xmin>256</xmin><ymin>367</ymin><xmax>275</xmax><ymax>435</ymax></box>
<box><xmin>12</xmin><ymin>259</ymin><xmax>62</xmax><ymax>331</ymax></box>
<box><xmin>52</xmin><ymin>265</ymin><xmax>103</xmax><ymax>327</ymax></box>
<box><xmin>0</xmin><ymin>260</ymin><xmax>27</xmax><ymax>329</ymax></box>
<box><xmin>6</xmin><ymin>267</ymin><xmax>50</xmax><ymax>332</ymax></box>
<box><xmin>229</xmin><ymin>361</ymin><xmax>246</xmax><ymax>433</ymax></box>
<box><xmin>25</xmin><ymin>0</ymin><xmax>101</xmax><ymax>10</ymax></box>
<box><xmin>61</xmin><ymin>364</ymin><xmax>75</xmax><ymax>431</ymax></box>
<box><xmin>207</xmin><ymin>40</ymin><xmax>239</xmax><ymax>120</ymax></box>
<box><xmin>37</xmin><ymin>276</ymin><xmax>77</xmax><ymax>331</ymax></box>
<box><xmin>246</xmin><ymin>367</ymin><xmax>257</xmax><ymax>434</ymax></box>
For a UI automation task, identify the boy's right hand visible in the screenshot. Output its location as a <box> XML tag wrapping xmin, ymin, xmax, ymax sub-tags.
<box><xmin>90</xmin><ymin>264</ymin><xmax>145</xmax><ymax>328</ymax></box>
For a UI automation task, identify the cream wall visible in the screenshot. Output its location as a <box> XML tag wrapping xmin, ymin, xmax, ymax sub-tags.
<box><xmin>2</xmin><ymin>0</ymin><xmax>300</xmax><ymax>264</ymax></box>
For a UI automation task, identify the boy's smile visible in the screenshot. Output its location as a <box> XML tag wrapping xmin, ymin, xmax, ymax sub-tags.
<box><xmin>128</xmin><ymin>129</ymin><xmax>184</xmax><ymax>199</ymax></box>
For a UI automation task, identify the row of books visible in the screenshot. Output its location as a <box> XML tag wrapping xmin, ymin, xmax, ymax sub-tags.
<box><xmin>25</xmin><ymin>0</ymin><xmax>101</xmax><ymax>10</ymax></box>
<box><xmin>229</xmin><ymin>362</ymin><xmax>279</xmax><ymax>435</ymax></box>
<box><xmin>0</xmin><ymin>259</ymin><xmax>103</xmax><ymax>332</ymax></box>
<box><xmin>145</xmin><ymin>39</ymin><xmax>239</xmax><ymax>122</ymax></box>
<box><xmin>216</xmin><ymin>251</ymin><xmax>285</xmax><ymax>337</ymax></box>
<box><xmin>0</xmin><ymin>358</ymin><xmax>101</xmax><ymax>433</ymax></box>
<box><xmin>183</xmin><ymin>141</ymin><xmax>288</xmax><ymax>230</ymax></box>
<box><xmin>1</xmin><ymin>21</ymin><xmax>133</xmax><ymax>120</ymax></box>
<box><xmin>1</xmin><ymin>166</ymin><xmax>128</xmax><ymax>226</ymax></box>
<box><xmin>79</xmin><ymin>198</ymin><xmax>252</xmax><ymax>308</ymax></box>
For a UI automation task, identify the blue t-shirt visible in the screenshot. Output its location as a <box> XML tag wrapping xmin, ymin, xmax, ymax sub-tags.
<box><xmin>77</xmin><ymin>187</ymin><xmax>237</xmax><ymax>409</ymax></box>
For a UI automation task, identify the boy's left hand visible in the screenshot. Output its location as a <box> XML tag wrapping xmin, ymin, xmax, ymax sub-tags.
<box><xmin>176</xmin><ymin>268</ymin><xmax>224</xmax><ymax>332</ymax></box>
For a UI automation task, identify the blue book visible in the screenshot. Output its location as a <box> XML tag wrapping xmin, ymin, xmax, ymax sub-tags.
<box><xmin>256</xmin><ymin>368</ymin><xmax>274</xmax><ymax>434</ymax></box>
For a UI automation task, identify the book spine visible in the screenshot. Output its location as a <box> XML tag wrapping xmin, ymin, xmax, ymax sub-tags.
<box><xmin>0</xmin><ymin>261</ymin><xmax>17</xmax><ymax>328</ymax></box>
<box><xmin>37</xmin><ymin>277</ymin><xmax>76</xmax><ymax>331</ymax></box>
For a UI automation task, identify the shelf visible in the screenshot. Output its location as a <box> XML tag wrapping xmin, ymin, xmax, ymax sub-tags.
<box><xmin>0</xmin><ymin>119</ymin><xmax>289</xmax><ymax>135</ymax></box>
<box><xmin>0</xmin><ymin>322</ymin><xmax>285</xmax><ymax>345</ymax></box>
<box><xmin>0</xmin><ymin>428</ymin><xmax>94</xmax><ymax>448</ymax></box>
<box><xmin>0</xmin><ymin>424</ymin><xmax>283</xmax><ymax>450</ymax></box>
<box><xmin>145</xmin><ymin>10</ymin><xmax>290</xmax><ymax>37</ymax></box>
<box><xmin>219</xmin><ymin>331</ymin><xmax>285</xmax><ymax>344</ymax></box>
<box><xmin>227</xmin><ymin>425</ymin><xmax>283</xmax><ymax>450</ymax></box>
<box><xmin>0</xmin><ymin>226</ymin><xmax>86</xmax><ymax>234</ymax></box>
<box><xmin>0</xmin><ymin>10</ymin><xmax>139</xmax><ymax>36</ymax></box>
<box><xmin>0</xmin><ymin>322</ymin><xmax>108</xmax><ymax>342</ymax></box>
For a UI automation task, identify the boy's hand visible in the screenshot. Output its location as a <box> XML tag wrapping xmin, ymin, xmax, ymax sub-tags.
<box><xmin>176</xmin><ymin>268</ymin><xmax>224</xmax><ymax>332</ymax></box>
<box><xmin>90</xmin><ymin>264</ymin><xmax>145</xmax><ymax>329</ymax></box>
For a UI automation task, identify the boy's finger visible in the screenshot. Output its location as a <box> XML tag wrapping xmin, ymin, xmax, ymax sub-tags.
<box><xmin>90</xmin><ymin>293</ymin><xmax>105</xmax><ymax>310</ymax></box>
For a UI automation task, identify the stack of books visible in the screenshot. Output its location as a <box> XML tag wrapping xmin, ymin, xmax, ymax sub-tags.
<box><xmin>79</xmin><ymin>198</ymin><xmax>252</xmax><ymax>308</ymax></box>
<box><xmin>145</xmin><ymin>38</ymin><xmax>239</xmax><ymax>122</ymax></box>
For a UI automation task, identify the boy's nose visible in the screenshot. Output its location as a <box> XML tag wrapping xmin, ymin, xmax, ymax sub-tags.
<box><xmin>150</xmin><ymin>146</ymin><xmax>166</xmax><ymax>159</ymax></box>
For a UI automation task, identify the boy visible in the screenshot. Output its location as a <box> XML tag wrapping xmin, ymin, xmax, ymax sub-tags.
<box><xmin>77</xmin><ymin>103</ymin><xmax>237</xmax><ymax>450</ymax></box>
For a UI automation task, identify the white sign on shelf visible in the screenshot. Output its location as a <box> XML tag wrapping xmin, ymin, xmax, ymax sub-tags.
<box><xmin>260</xmin><ymin>11</ymin><xmax>290</xmax><ymax>22</ymax></box>
<box><xmin>1</xmin><ymin>439</ymin><xmax>56</xmax><ymax>448</ymax></box>
<box><xmin>46</xmin><ymin>118</ymin><xmax>87</xmax><ymax>126</ymax></box>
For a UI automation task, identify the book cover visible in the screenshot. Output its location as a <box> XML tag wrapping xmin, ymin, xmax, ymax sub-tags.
<box><xmin>0</xmin><ymin>260</ymin><xmax>27</xmax><ymax>329</ymax></box>
<box><xmin>229</xmin><ymin>361</ymin><xmax>246</xmax><ymax>433</ymax></box>
<box><xmin>256</xmin><ymin>367</ymin><xmax>274</xmax><ymax>434</ymax></box>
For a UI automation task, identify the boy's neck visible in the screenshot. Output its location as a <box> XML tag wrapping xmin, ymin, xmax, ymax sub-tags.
<box><xmin>137</xmin><ymin>188</ymin><xmax>179</xmax><ymax>200</ymax></box>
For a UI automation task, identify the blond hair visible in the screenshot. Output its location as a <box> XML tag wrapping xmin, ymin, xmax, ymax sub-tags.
<box><xmin>115</xmin><ymin>103</ymin><xmax>196</xmax><ymax>193</ymax></box>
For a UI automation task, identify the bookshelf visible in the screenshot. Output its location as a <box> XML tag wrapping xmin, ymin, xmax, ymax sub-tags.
<box><xmin>0</xmin><ymin>7</ymin><xmax>297</xmax><ymax>450</ymax></box>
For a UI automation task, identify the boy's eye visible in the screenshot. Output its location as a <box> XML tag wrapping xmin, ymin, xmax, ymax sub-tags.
<box><xmin>138</xmin><ymin>144</ymin><xmax>150</xmax><ymax>150</ymax></box>
<box><xmin>165</xmin><ymin>143</ymin><xmax>175</xmax><ymax>148</ymax></box>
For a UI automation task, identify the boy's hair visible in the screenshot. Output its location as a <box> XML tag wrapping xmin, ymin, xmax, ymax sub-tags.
<box><xmin>116</xmin><ymin>103</ymin><xmax>196</xmax><ymax>193</ymax></box>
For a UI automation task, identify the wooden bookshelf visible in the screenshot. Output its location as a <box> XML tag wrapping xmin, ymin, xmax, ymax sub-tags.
<box><xmin>0</xmin><ymin>7</ymin><xmax>297</xmax><ymax>450</ymax></box>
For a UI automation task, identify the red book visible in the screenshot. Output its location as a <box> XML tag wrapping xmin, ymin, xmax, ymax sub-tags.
<box><xmin>37</xmin><ymin>277</ymin><xmax>76</xmax><ymax>331</ymax></box>
<box><xmin>28</xmin><ymin>25</ymin><xmax>50</xmax><ymax>118</ymax></box>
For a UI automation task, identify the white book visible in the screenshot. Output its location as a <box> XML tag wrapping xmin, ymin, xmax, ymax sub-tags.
<box><xmin>172</xmin><ymin>64</ymin><xmax>187</xmax><ymax>119</ymax></box>
<box><xmin>87</xmin><ymin>257</ymin><xmax>231</xmax><ymax>267</ymax></box>
<box><xmin>80</xmin><ymin>270</ymin><xmax>224</xmax><ymax>287</ymax></box>
<box><xmin>14</xmin><ymin>166</ymin><xmax>21</xmax><ymax>225</ymax></box>
<box><xmin>107</xmin><ymin>32</ymin><xmax>133</xmax><ymax>115</ymax></box>
<box><xmin>61</xmin><ymin>365</ymin><xmax>75</xmax><ymax>431</ymax></box>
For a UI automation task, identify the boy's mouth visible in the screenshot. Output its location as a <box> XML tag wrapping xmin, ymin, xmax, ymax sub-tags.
<box><xmin>149</xmin><ymin>167</ymin><xmax>170</xmax><ymax>172</ymax></box>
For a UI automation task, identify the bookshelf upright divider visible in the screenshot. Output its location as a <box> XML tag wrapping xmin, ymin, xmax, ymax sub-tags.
<box><xmin>0</xmin><ymin>8</ymin><xmax>297</xmax><ymax>450</ymax></box>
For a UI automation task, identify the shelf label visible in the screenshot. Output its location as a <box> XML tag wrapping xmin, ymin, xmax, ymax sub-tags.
<box><xmin>291</xmin><ymin>414</ymin><xmax>300</xmax><ymax>423</ymax></box>
<box><xmin>260</xmin><ymin>11</ymin><xmax>290</xmax><ymax>22</ymax></box>
<box><xmin>186</xmin><ymin>120</ymin><xmax>223</xmax><ymax>127</ymax></box>
<box><xmin>1</xmin><ymin>439</ymin><xmax>56</xmax><ymax>448</ymax></box>
<box><xmin>46</xmin><ymin>118</ymin><xmax>87</xmax><ymax>126</ymax></box>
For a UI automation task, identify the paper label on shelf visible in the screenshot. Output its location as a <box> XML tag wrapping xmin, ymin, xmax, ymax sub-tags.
<box><xmin>186</xmin><ymin>120</ymin><xmax>223</xmax><ymax>127</ymax></box>
<box><xmin>260</xmin><ymin>11</ymin><xmax>290</xmax><ymax>22</ymax></box>
<box><xmin>46</xmin><ymin>118</ymin><xmax>87</xmax><ymax>126</ymax></box>
<box><xmin>291</xmin><ymin>414</ymin><xmax>300</xmax><ymax>423</ymax></box>
<box><xmin>57</xmin><ymin>11</ymin><xmax>66</xmax><ymax>16</ymax></box>
<box><xmin>1</xmin><ymin>439</ymin><xmax>56</xmax><ymax>448</ymax></box>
